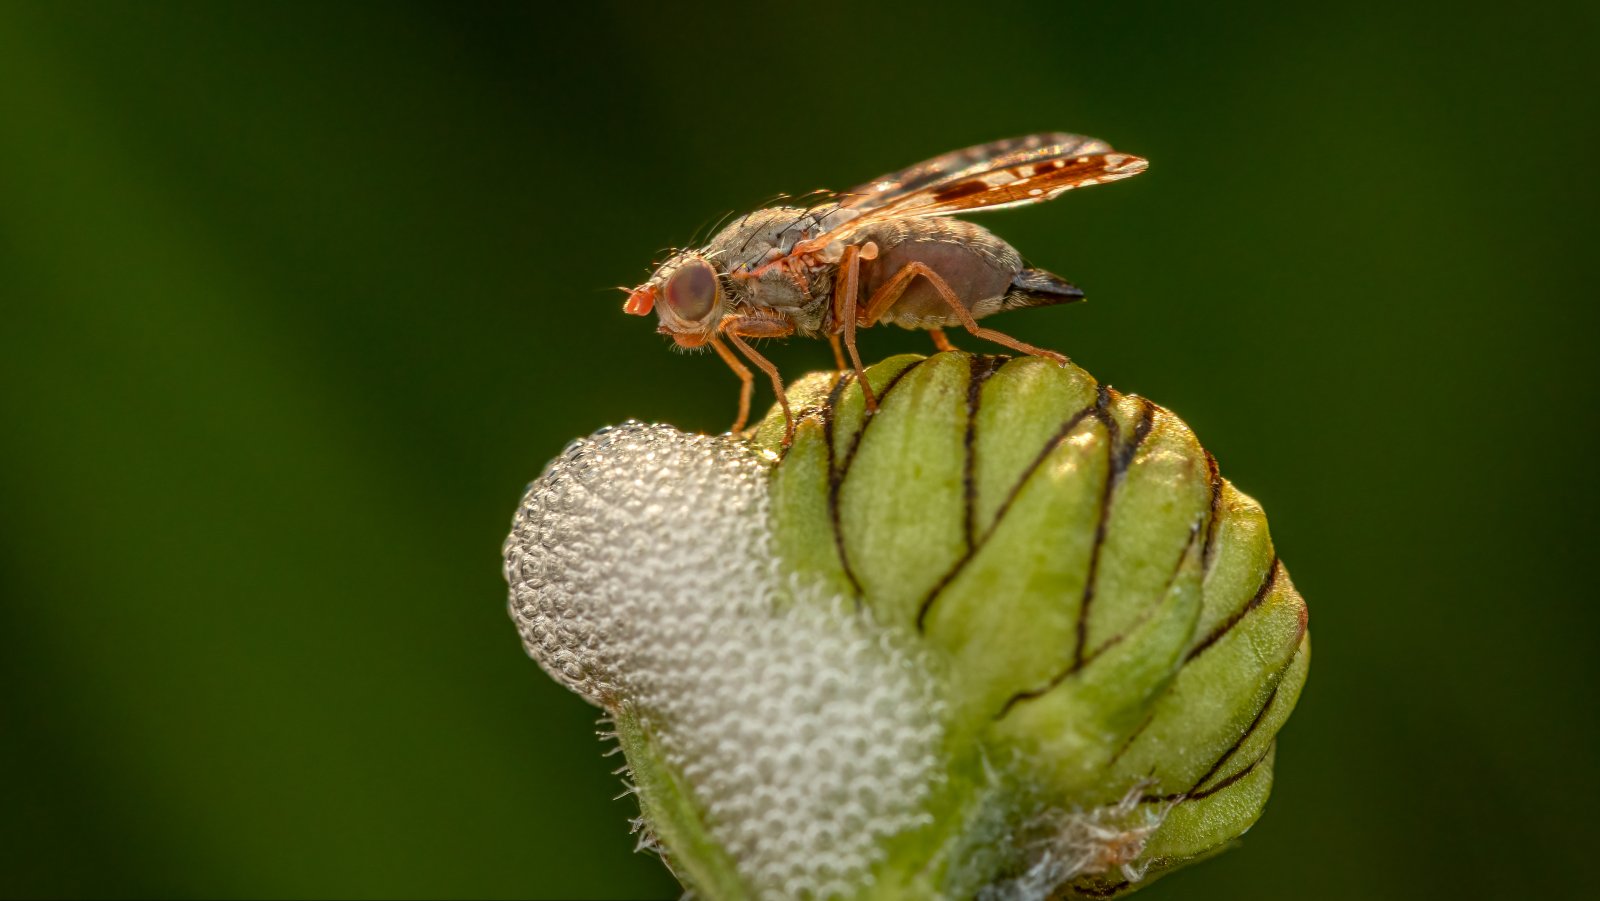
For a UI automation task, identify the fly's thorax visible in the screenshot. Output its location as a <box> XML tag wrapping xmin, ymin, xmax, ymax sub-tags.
<box><xmin>745</xmin><ymin>266</ymin><xmax>812</xmax><ymax>309</ymax></box>
<box><xmin>723</xmin><ymin>262</ymin><xmax>828</xmax><ymax>337</ymax></box>
<box><xmin>693</xmin><ymin>204</ymin><xmax>856</xmax><ymax>337</ymax></box>
<box><xmin>705</xmin><ymin>204</ymin><xmax>861</xmax><ymax>275</ymax></box>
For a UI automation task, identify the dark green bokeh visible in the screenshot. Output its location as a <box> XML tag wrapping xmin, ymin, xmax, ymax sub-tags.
<box><xmin>1</xmin><ymin>2</ymin><xmax>1594</xmax><ymax>898</ymax></box>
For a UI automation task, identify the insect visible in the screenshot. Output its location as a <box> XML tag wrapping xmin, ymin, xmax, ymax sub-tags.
<box><xmin>623</xmin><ymin>132</ymin><xmax>1147</xmax><ymax>443</ymax></box>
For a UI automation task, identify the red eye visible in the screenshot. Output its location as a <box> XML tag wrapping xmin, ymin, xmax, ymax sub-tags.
<box><xmin>665</xmin><ymin>260</ymin><xmax>718</xmax><ymax>323</ymax></box>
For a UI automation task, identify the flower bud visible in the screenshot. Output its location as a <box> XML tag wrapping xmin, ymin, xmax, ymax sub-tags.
<box><xmin>504</xmin><ymin>352</ymin><xmax>1308</xmax><ymax>899</ymax></box>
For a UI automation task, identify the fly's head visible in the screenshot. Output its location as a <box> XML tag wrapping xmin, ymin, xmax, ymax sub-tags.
<box><xmin>624</xmin><ymin>205</ymin><xmax>840</xmax><ymax>345</ymax></box>
<box><xmin>625</xmin><ymin>250</ymin><xmax>729</xmax><ymax>348</ymax></box>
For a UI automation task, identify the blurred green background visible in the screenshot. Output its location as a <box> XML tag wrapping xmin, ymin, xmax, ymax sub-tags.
<box><xmin>2</xmin><ymin>1</ymin><xmax>1594</xmax><ymax>898</ymax></box>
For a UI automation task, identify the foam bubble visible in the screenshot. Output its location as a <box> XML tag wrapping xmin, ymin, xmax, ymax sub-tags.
<box><xmin>504</xmin><ymin>422</ymin><xmax>944</xmax><ymax>898</ymax></box>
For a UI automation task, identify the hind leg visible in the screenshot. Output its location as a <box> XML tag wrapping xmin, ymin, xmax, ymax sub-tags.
<box><xmin>859</xmin><ymin>262</ymin><xmax>1067</xmax><ymax>365</ymax></box>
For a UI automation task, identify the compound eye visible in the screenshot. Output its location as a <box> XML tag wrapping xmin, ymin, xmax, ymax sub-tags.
<box><xmin>665</xmin><ymin>259</ymin><xmax>718</xmax><ymax>323</ymax></box>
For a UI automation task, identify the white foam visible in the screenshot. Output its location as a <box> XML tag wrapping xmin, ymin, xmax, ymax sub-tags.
<box><xmin>504</xmin><ymin>422</ymin><xmax>944</xmax><ymax>899</ymax></box>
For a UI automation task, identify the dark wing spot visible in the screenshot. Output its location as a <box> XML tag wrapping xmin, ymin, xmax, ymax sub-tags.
<box><xmin>1031</xmin><ymin>160</ymin><xmax>1066</xmax><ymax>176</ymax></box>
<box><xmin>932</xmin><ymin>179</ymin><xmax>990</xmax><ymax>203</ymax></box>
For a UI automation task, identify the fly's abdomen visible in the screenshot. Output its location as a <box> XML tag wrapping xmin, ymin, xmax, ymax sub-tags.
<box><xmin>857</xmin><ymin>220</ymin><xmax>1023</xmax><ymax>329</ymax></box>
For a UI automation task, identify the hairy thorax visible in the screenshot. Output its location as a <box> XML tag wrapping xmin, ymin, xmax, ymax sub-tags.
<box><xmin>707</xmin><ymin>205</ymin><xmax>860</xmax><ymax>276</ymax></box>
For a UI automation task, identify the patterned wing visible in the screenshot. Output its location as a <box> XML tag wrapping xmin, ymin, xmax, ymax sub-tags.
<box><xmin>794</xmin><ymin>142</ymin><xmax>1146</xmax><ymax>254</ymax></box>
<box><xmin>840</xmin><ymin>133</ymin><xmax>1114</xmax><ymax>211</ymax></box>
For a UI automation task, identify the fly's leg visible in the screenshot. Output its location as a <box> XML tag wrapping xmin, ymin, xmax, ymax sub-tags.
<box><xmin>706</xmin><ymin>334</ymin><xmax>754</xmax><ymax>434</ymax></box>
<box><xmin>831</xmin><ymin>243</ymin><xmax>879</xmax><ymax>411</ymax></box>
<box><xmin>929</xmin><ymin>328</ymin><xmax>958</xmax><ymax>354</ymax></box>
<box><xmin>827</xmin><ymin>334</ymin><xmax>846</xmax><ymax>371</ymax></box>
<box><xmin>859</xmin><ymin>261</ymin><xmax>1067</xmax><ymax>365</ymax></box>
<box><xmin>723</xmin><ymin>327</ymin><xmax>795</xmax><ymax>446</ymax></box>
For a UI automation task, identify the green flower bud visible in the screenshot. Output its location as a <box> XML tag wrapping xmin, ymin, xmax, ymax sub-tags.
<box><xmin>504</xmin><ymin>352</ymin><xmax>1308</xmax><ymax>900</ymax></box>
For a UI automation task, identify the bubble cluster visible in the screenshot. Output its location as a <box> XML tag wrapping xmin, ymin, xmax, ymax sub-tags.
<box><xmin>503</xmin><ymin>422</ymin><xmax>944</xmax><ymax>899</ymax></box>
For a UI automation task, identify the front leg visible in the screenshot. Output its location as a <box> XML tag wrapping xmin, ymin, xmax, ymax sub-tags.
<box><xmin>722</xmin><ymin>315</ymin><xmax>798</xmax><ymax>445</ymax></box>
<box><xmin>705</xmin><ymin>334</ymin><xmax>754</xmax><ymax>434</ymax></box>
